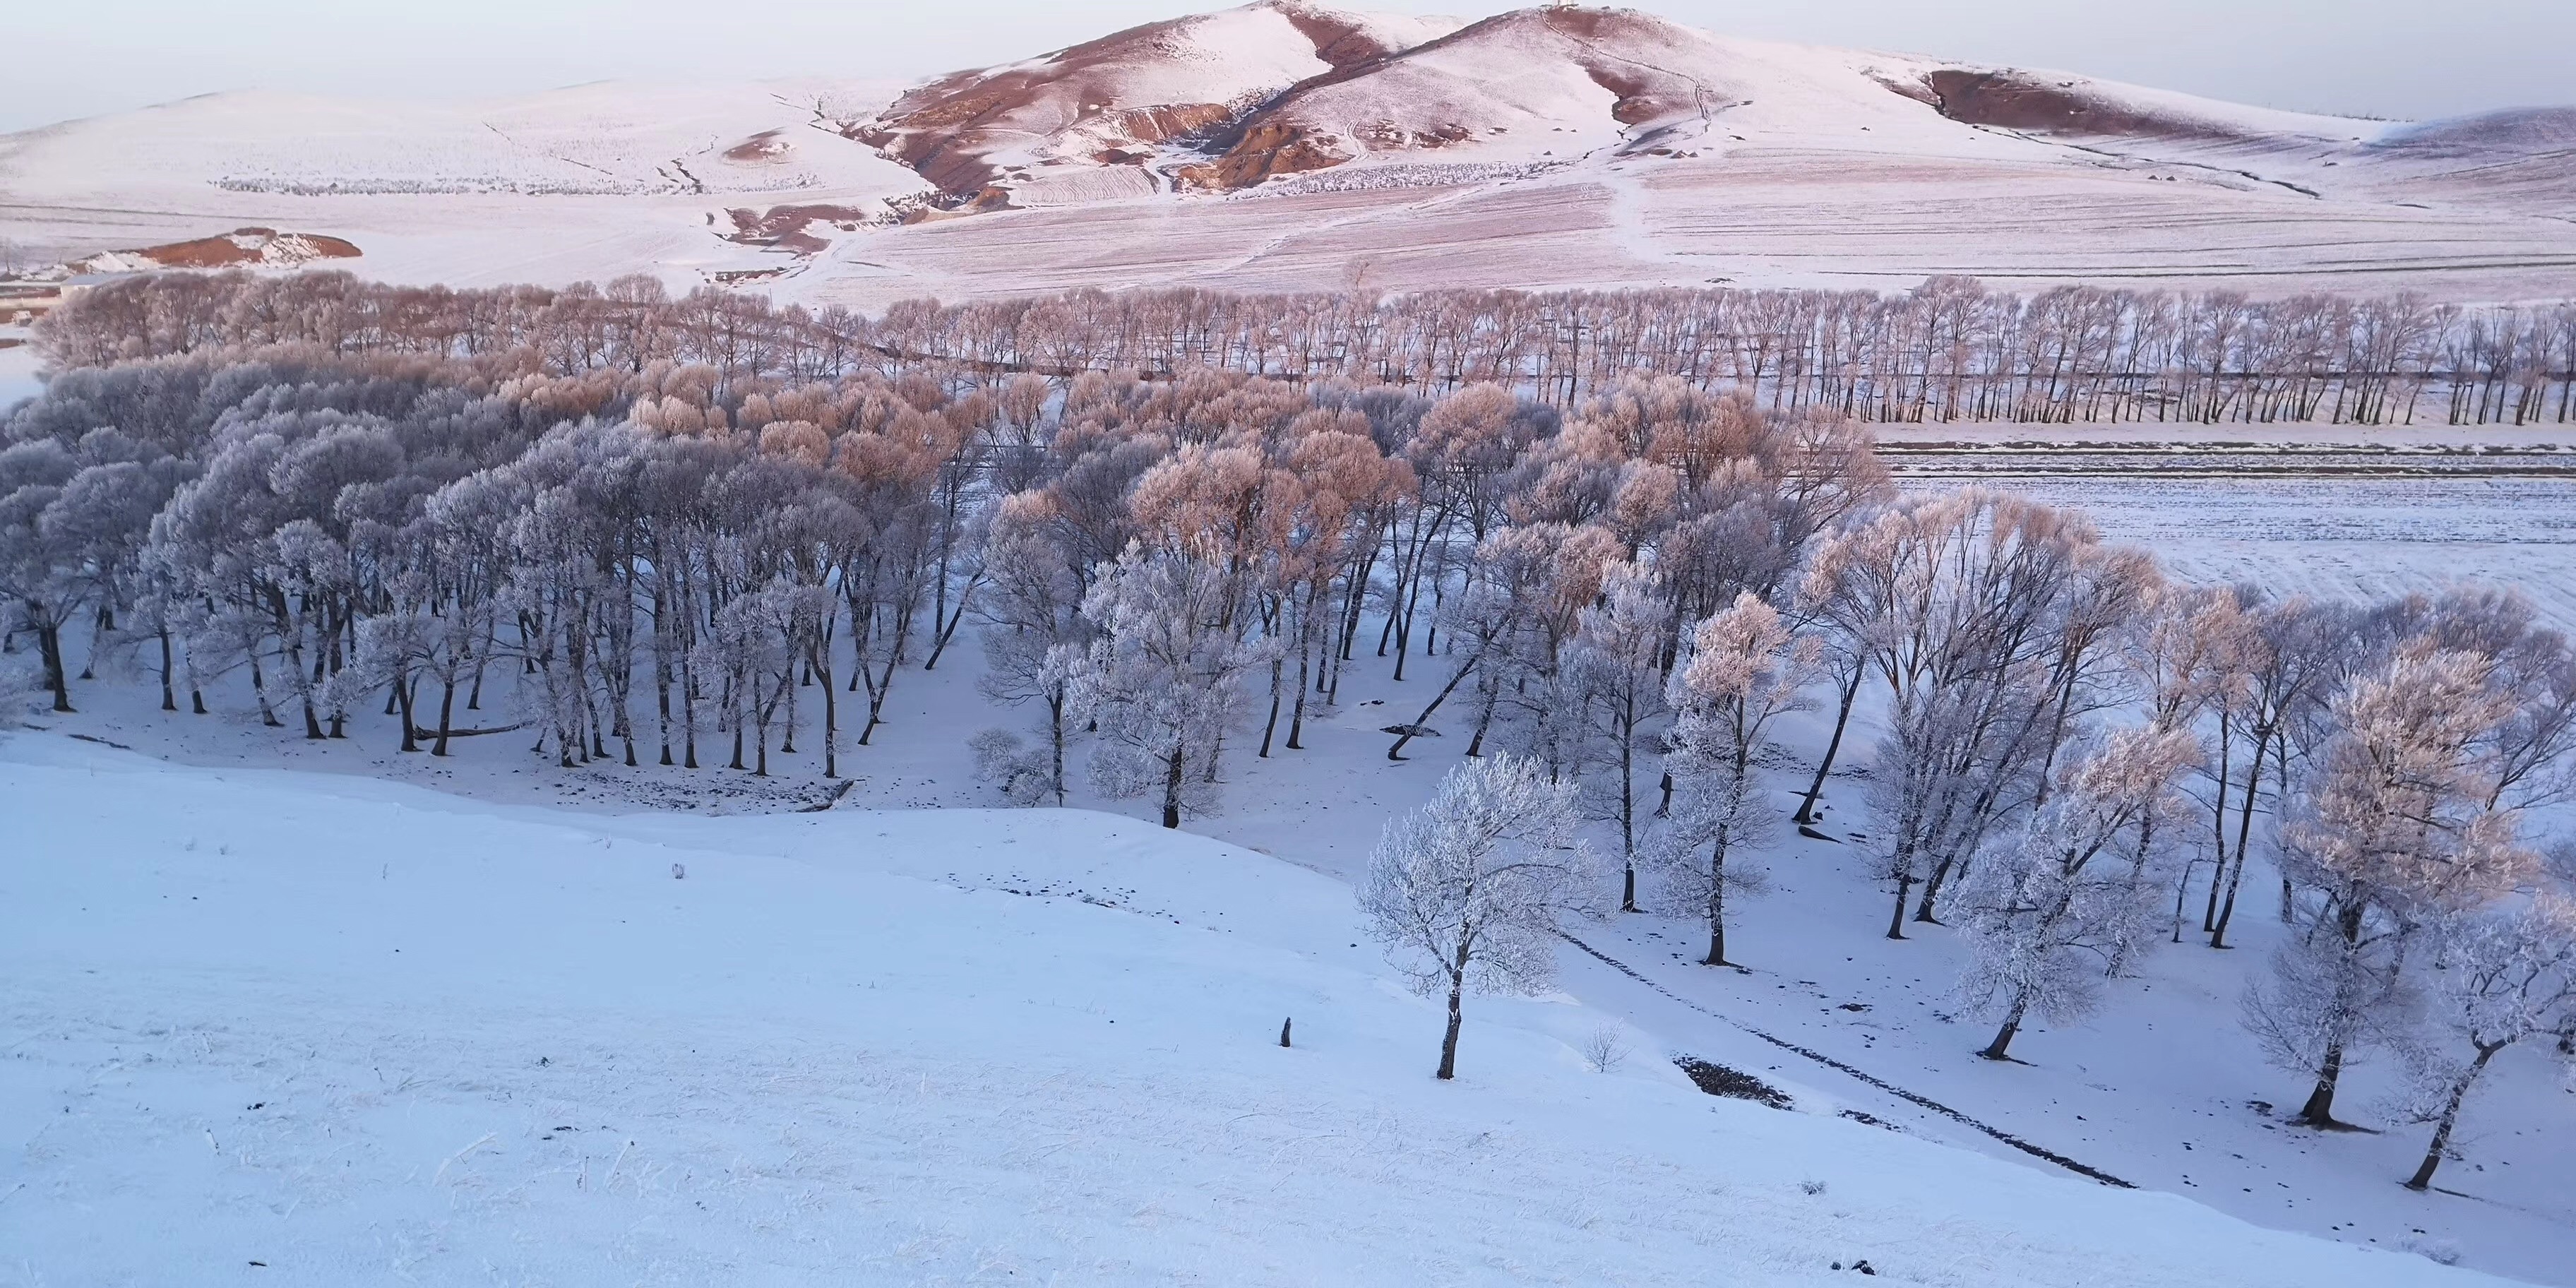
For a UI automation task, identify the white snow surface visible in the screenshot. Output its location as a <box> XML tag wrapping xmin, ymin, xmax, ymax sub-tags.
<box><xmin>0</xmin><ymin>733</ymin><xmax>2531</xmax><ymax>1287</ymax></box>
<box><xmin>7</xmin><ymin>4</ymin><xmax>2576</xmax><ymax>304</ymax></box>
<box><xmin>0</xmin><ymin>79</ymin><xmax>929</xmax><ymax>292</ymax></box>
<box><xmin>0</xmin><ymin>340</ymin><xmax>37</xmax><ymax>410</ymax></box>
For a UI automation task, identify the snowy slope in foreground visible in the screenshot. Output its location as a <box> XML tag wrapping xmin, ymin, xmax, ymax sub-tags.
<box><xmin>0</xmin><ymin>737</ymin><xmax>2512</xmax><ymax>1287</ymax></box>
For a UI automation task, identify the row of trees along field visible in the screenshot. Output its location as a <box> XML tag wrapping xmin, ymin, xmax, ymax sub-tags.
<box><xmin>35</xmin><ymin>270</ymin><xmax>2576</xmax><ymax>425</ymax></box>
<box><xmin>2</xmin><ymin>278</ymin><xmax>2571</xmax><ymax>1189</ymax></box>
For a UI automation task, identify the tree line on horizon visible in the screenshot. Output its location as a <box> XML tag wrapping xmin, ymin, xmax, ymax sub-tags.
<box><xmin>30</xmin><ymin>269</ymin><xmax>2576</xmax><ymax>427</ymax></box>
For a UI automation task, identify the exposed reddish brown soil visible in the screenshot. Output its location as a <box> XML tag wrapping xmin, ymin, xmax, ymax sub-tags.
<box><xmin>857</xmin><ymin>9</ymin><xmax>1239</xmax><ymax>196</ymax></box>
<box><xmin>1273</xmin><ymin>1</ymin><xmax>1406</xmax><ymax>67</ymax></box>
<box><xmin>1109</xmin><ymin>102</ymin><xmax>1236</xmax><ymax>145</ymax></box>
<box><xmin>1583</xmin><ymin>66</ymin><xmax>1673</xmax><ymax>127</ymax></box>
<box><xmin>1177</xmin><ymin>122</ymin><xmax>1351</xmax><ymax>191</ymax></box>
<box><xmin>135</xmin><ymin>229</ymin><xmax>362</xmax><ymax>268</ymax></box>
<box><xmin>857</xmin><ymin>1</ymin><xmax>1433</xmax><ymax>200</ymax></box>
<box><xmin>724</xmin><ymin>204</ymin><xmax>874</xmax><ymax>255</ymax></box>
<box><xmin>1911</xmin><ymin>69</ymin><xmax>2255</xmax><ymax>143</ymax></box>
<box><xmin>723</xmin><ymin>130</ymin><xmax>794</xmax><ymax>162</ymax></box>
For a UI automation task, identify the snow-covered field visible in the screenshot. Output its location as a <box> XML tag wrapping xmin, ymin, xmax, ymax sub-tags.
<box><xmin>0</xmin><ymin>342</ymin><xmax>37</xmax><ymax>410</ymax></box>
<box><xmin>0</xmin><ymin>732</ymin><xmax>2539</xmax><ymax>1287</ymax></box>
<box><xmin>0</xmin><ymin>80</ymin><xmax>926</xmax><ymax>292</ymax></box>
<box><xmin>11</xmin><ymin>479</ymin><xmax>2575</xmax><ymax>1287</ymax></box>
<box><xmin>5</xmin><ymin>4</ymin><xmax>2574</xmax><ymax>304</ymax></box>
<box><xmin>1878</xmin><ymin>429</ymin><xmax>2576</xmax><ymax>631</ymax></box>
<box><xmin>5</xmin><ymin>4</ymin><xmax>2574</xmax><ymax>1276</ymax></box>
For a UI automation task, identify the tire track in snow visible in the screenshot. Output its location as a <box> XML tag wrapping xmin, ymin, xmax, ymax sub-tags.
<box><xmin>1559</xmin><ymin>931</ymin><xmax>2137</xmax><ymax>1189</ymax></box>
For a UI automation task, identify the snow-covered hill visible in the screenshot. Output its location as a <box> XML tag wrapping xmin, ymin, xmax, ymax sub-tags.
<box><xmin>853</xmin><ymin>1</ymin><xmax>1461</xmax><ymax>205</ymax></box>
<box><xmin>0</xmin><ymin>80</ymin><xmax>931</xmax><ymax>289</ymax></box>
<box><xmin>3</xmin><ymin>4</ymin><xmax>2573</xmax><ymax>302</ymax></box>
<box><xmin>0</xmin><ymin>734</ymin><xmax>2521</xmax><ymax>1285</ymax></box>
<box><xmin>1167</xmin><ymin>6</ymin><xmax>2371</xmax><ymax>191</ymax></box>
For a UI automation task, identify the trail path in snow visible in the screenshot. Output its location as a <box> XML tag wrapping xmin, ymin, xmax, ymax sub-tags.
<box><xmin>1561</xmin><ymin>931</ymin><xmax>2137</xmax><ymax>1188</ymax></box>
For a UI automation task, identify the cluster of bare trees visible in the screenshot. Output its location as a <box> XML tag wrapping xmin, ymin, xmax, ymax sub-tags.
<box><xmin>0</xmin><ymin>347</ymin><xmax>986</xmax><ymax>777</ymax></box>
<box><xmin>38</xmin><ymin>270</ymin><xmax>2576</xmax><ymax>426</ymax></box>
<box><xmin>8</xmin><ymin>274</ymin><xmax>2574</xmax><ymax>1183</ymax></box>
<box><xmin>1798</xmin><ymin>499</ymin><xmax>2576</xmax><ymax>1186</ymax></box>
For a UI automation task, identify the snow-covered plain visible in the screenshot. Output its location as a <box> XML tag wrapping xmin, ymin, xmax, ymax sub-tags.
<box><xmin>0</xmin><ymin>80</ymin><xmax>927</xmax><ymax>290</ymax></box>
<box><xmin>1876</xmin><ymin>427</ymin><xmax>2576</xmax><ymax>631</ymax></box>
<box><xmin>0</xmin><ymin>342</ymin><xmax>38</xmax><ymax>410</ymax></box>
<box><xmin>5</xmin><ymin>4</ymin><xmax>2575</xmax><ymax>305</ymax></box>
<box><xmin>0</xmin><ymin>732</ymin><xmax>2539</xmax><ymax>1287</ymax></box>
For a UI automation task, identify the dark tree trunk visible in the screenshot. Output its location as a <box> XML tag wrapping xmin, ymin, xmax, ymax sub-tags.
<box><xmin>1436</xmin><ymin>957</ymin><xmax>1468</xmax><ymax>1080</ymax></box>
<box><xmin>1387</xmin><ymin>646</ymin><xmax>1481</xmax><ymax>761</ymax></box>
<box><xmin>2295</xmin><ymin>1040</ymin><xmax>2347</xmax><ymax>1127</ymax></box>
<box><xmin>157</xmin><ymin>628</ymin><xmax>177</xmax><ymax>712</ymax></box>
<box><xmin>1795</xmin><ymin>668</ymin><xmax>1861</xmax><ymax>824</ymax></box>
<box><xmin>1979</xmin><ymin>996</ymin><xmax>2028</xmax><ymax>1061</ymax></box>
<box><xmin>394</xmin><ymin>672</ymin><xmax>417</xmax><ymax>753</ymax></box>
<box><xmin>2405</xmin><ymin>1045</ymin><xmax>2499</xmax><ymax>1191</ymax></box>
<box><xmin>36</xmin><ymin>621</ymin><xmax>71</xmax><ymax>712</ymax></box>
<box><xmin>1259</xmin><ymin>656</ymin><xmax>1282</xmax><ymax>758</ymax></box>
<box><xmin>1287</xmin><ymin>648</ymin><xmax>1309</xmax><ymax>751</ymax></box>
<box><xmin>1048</xmin><ymin>693</ymin><xmax>1068</xmax><ymax>806</ymax></box>
<box><xmin>2210</xmin><ymin>734</ymin><xmax>2268</xmax><ymax>948</ymax></box>
<box><xmin>433</xmin><ymin>681</ymin><xmax>457</xmax><ymax>756</ymax></box>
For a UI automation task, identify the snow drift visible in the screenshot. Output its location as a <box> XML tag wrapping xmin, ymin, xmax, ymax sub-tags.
<box><xmin>0</xmin><ymin>734</ymin><xmax>2520</xmax><ymax>1286</ymax></box>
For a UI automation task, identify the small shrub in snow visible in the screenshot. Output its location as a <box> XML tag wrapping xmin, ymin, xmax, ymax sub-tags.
<box><xmin>0</xmin><ymin>652</ymin><xmax>43</xmax><ymax>728</ymax></box>
<box><xmin>1580</xmin><ymin>1024</ymin><xmax>1630</xmax><ymax>1073</ymax></box>
<box><xmin>2399</xmin><ymin>1234</ymin><xmax>2462</xmax><ymax>1266</ymax></box>
<box><xmin>970</xmin><ymin>727</ymin><xmax>1054</xmax><ymax>807</ymax></box>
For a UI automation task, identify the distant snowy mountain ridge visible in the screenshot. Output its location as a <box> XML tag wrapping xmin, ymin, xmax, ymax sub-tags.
<box><xmin>4</xmin><ymin>1</ymin><xmax>2572</xmax><ymax>303</ymax></box>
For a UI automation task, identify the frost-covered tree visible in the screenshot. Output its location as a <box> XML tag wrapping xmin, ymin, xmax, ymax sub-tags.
<box><xmin>974</xmin><ymin>495</ymin><xmax>1095</xmax><ymax>804</ymax></box>
<box><xmin>1359</xmin><ymin>753</ymin><xmax>1602</xmax><ymax>1079</ymax></box>
<box><xmin>2397</xmin><ymin>898</ymin><xmax>2576</xmax><ymax>1190</ymax></box>
<box><xmin>1485</xmin><ymin>521</ymin><xmax>1626</xmax><ymax>776</ymax></box>
<box><xmin>0</xmin><ymin>443</ymin><xmax>87</xmax><ymax>711</ymax></box>
<box><xmin>1657</xmin><ymin>592</ymin><xmax>1822</xmax><ymax>965</ymax></box>
<box><xmin>1564</xmin><ymin>561</ymin><xmax>1674</xmax><ymax>911</ymax></box>
<box><xmin>1807</xmin><ymin>491</ymin><xmax>2151</xmax><ymax>938</ymax></box>
<box><xmin>1955</xmin><ymin>727</ymin><xmax>2200</xmax><ymax>1061</ymax></box>
<box><xmin>968</xmin><ymin>727</ymin><xmax>1057</xmax><ymax>806</ymax></box>
<box><xmin>1066</xmin><ymin>541</ymin><xmax>1275</xmax><ymax>828</ymax></box>
<box><xmin>2246</xmin><ymin>645</ymin><xmax>2535</xmax><ymax>1126</ymax></box>
<box><xmin>2200</xmin><ymin>593</ymin><xmax>2354</xmax><ymax>947</ymax></box>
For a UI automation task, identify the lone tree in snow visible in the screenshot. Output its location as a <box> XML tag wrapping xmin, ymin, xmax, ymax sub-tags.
<box><xmin>1360</xmin><ymin>753</ymin><xmax>1603</xmax><ymax>1080</ymax></box>
<box><xmin>2396</xmin><ymin>898</ymin><xmax>2576</xmax><ymax>1191</ymax></box>
<box><xmin>1954</xmin><ymin>726</ymin><xmax>2200</xmax><ymax>1061</ymax></box>
<box><xmin>1657</xmin><ymin>592</ymin><xmax>1822</xmax><ymax>967</ymax></box>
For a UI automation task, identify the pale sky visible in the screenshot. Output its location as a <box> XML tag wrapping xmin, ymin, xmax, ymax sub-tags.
<box><xmin>4</xmin><ymin>0</ymin><xmax>2568</xmax><ymax>134</ymax></box>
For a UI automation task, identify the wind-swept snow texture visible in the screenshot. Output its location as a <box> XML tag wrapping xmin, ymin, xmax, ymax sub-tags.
<box><xmin>0</xmin><ymin>736</ymin><xmax>2522</xmax><ymax>1286</ymax></box>
<box><xmin>6</xmin><ymin>3</ymin><xmax>2575</xmax><ymax>304</ymax></box>
<box><xmin>0</xmin><ymin>79</ymin><xmax>929</xmax><ymax>289</ymax></box>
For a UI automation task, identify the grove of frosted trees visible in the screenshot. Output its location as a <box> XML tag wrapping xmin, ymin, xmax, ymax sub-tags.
<box><xmin>4</xmin><ymin>269</ymin><xmax>2573</xmax><ymax>1181</ymax></box>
